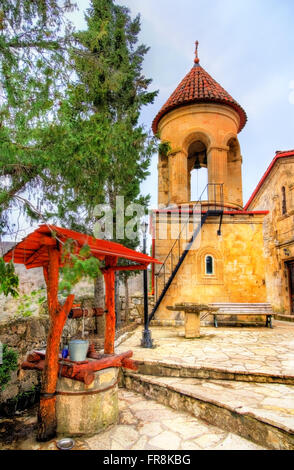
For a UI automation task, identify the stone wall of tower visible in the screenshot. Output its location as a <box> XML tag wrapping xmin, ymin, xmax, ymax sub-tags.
<box><xmin>157</xmin><ymin>103</ymin><xmax>244</xmax><ymax>209</ymax></box>
<box><xmin>158</xmin><ymin>154</ymin><xmax>169</xmax><ymax>207</ymax></box>
<box><xmin>153</xmin><ymin>212</ymin><xmax>267</xmax><ymax>320</ymax></box>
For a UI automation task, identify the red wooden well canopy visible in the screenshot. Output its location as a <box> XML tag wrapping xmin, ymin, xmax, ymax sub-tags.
<box><xmin>3</xmin><ymin>224</ymin><xmax>160</xmax><ymax>441</ymax></box>
<box><xmin>3</xmin><ymin>224</ymin><xmax>159</xmax><ymax>269</ymax></box>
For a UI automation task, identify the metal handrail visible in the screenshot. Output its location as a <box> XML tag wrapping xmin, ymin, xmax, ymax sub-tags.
<box><xmin>156</xmin><ymin>185</ymin><xmax>207</xmax><ymax>277</ymax></box>
<box><xmin>150</xmin><ymin>211</ymin><xmax>209</xmax><ymax>323</ymax></box>
<box><xmin>154</xmin><ymin>183</ymin><xmax>224</xmax><ymax>301</ymax></box>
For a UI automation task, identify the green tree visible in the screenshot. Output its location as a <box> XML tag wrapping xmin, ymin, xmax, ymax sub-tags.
<box><xmin>49</xmin><ymin>0</ymin><xmax>157</xmax><ymax>229</ymax></box>
<box><xmin>51</xmin><ymin>0</ymin><xmax>158</xmax><ymax>326</ymax></box>
<box><xmin>0</xmin><ymin>0</ymin><xmax>157</xmax><ymax>330</ymax></box>
<box><xmin>0</xmin><ymin>0</ymin><xmax>76</xmax><ymax>235</ymax></box>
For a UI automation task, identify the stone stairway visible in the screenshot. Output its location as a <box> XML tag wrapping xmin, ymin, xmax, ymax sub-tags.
<box><xmin>122</xmin><ymin>370</ymin><xmax>294</xmax><ymax>450</ymax></box>
<box><xmin>134</xmin><ymin>359</ymin><xmax>294</xmax><ymax>385</ymax></box>
<box><xmin>117</xmin><ymin>323</ymin><xmax>294</xmax><ymax>449</ymax></box>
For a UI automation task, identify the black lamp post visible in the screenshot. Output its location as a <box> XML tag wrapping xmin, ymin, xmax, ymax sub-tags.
<box><xmin>140</xmin><ymin>219</ymin><xmax>153</xmax><ymax>348</ymax></box>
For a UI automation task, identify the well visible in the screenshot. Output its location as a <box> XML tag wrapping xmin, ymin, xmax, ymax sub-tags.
<box><xmin>56</xmin><ymin>367</ymin><xmax>119</xmax><ymax>436</ymax></box>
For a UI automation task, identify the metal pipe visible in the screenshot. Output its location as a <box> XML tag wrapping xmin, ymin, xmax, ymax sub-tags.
<box><xmin>141</xmin><ymin>220</ymin><xmax>153</xmax><ymax>348</ymax></box>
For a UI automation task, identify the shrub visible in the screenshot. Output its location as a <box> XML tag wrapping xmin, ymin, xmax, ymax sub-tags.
<box><xmin>0</xmin><ymin>344</ymin><xmax>18</xmax><ymax>391</ymax></box>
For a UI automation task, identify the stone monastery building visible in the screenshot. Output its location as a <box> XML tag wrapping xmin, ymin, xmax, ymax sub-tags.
<box><xmin>151</xmin><ymin>42</ymin><xmax>293</xmax><ymax>323</ymax></box>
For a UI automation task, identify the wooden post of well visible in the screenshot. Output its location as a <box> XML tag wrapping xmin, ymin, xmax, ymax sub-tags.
<box><xmin>103</xmin><ymin>257</ymin><xmax>117</xmax><ymax>355</ymax></box>
<box><xmin>37</xmin><ymin>246</ymin><xmax>74</xmax><ymax>441</ymax></box>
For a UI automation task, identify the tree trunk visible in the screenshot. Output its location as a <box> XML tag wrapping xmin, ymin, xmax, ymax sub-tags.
<box><xmin>94</xmin><ymin>275</ymin><xmax>105</xmax><ymax>337</ymax></box>
<box><xmin>124</xmin><ymin>277</ymin><xmax>130</xmax><ymax>323</ymax></box>
<box><xmin>115</xmin><ymin>271</ymin><xmax>121</xmax><ymax>329</ymax></box>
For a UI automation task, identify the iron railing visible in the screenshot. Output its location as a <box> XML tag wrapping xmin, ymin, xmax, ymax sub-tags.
<box><xmin>149</xmin><ymin>183</ymin><xmax>224</xmax><ymax>323</ymax></box>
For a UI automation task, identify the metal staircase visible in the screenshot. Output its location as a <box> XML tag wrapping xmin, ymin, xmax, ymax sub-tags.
<box><xmin>149</xmin><ymin>184</ymin><xmax>224</xmax><ymax>324</ymax></box>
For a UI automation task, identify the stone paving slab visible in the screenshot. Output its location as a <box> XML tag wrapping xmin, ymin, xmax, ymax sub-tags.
<box><xmin>126</xmin><ymin>373</ymin><xmax>294</xmax><ymax>434</ymax></box>
<box><xmin>116</xmin><ymin>322</ymin><xmax>294</xmax><ymax>378</ymax></box>
<box><xmin>0</xmin><ymin>389</ymin><xmax>264</xmax><ymax>450</ymax></box>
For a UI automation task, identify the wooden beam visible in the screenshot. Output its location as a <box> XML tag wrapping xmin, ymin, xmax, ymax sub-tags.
<box><xmin>22</xmin><ymin>350</ymin><xmax>137</xmax><ymax>384</ymax></box>
<box><xmin>86</xmin><ymin>349</ymin><xmax>138</xmax><ymax>372</ymax></box>
<box><xmin>22</xmin><ymin>360</ymin><xmax>95</xmax><ymax>385</ymax></box>
<box><xmin>101</xmin><ymin>264</ymin><xmax>147</xmax><ymax>274</ymax></box>
<box><xmin>25</xmin><ymin>247</ymin><xmax>48</xmax><ymax>268</ymax></box>
<box><xmin>39</xmin><ymin>236</ymin><xmax>57</xmax><ymax>246</ymax></box>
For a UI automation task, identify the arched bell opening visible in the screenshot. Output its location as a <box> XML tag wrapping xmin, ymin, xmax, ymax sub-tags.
<box><xmin>187</xmin><ymin>140</ymin><xmax>208</xmax><ymax>202</ymax></box>
<box><xmin>227</xmin><ymin>137</ymin><xmax>243</xmax><ymax>208</ymax></box>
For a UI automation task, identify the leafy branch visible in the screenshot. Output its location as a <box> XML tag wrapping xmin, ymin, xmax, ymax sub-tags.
<box><xmin>0</xmin><ymin>257</ymin><xmax>19</xmax><ymax>297</ymax></box>
<box><xmin>59</xmin><ymin>239</ymin><xmax>102</xmax><ymax>296</ymax></box>
<box><xmin>0</xmin><ymin>344</ymin><xmax>18</xmax><ymax>392</ymax></box>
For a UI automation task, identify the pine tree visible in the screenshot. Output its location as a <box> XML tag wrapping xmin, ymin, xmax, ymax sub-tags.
<box><xmin>50</xmin><ymin>0</ymin><xmax>158</xmax><ymax>231</ymax></box>
<box><xmin>0</xmin><ymin>0</ymin><xmax>157</xmax><ymax>328</ymax></box>
<box><xmin>0</xmin><ymin>0</ymin><xmax>76</xmax><ymax>234</ymax></box>
<box><xmin>52</xmin><ymin>0</ymin><xmax>158</xmax><ymax>324</ymax></box>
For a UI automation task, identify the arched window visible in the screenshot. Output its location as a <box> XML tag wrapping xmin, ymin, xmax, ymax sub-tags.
<box><xmin>282</xmin><ymin>187</ymin><xmax>287</xmax><ymax>215</ymax></box>
<box><xmin>205</xmin><ymin>255</ymin><xmax>214</xmax><ymax>275</ymax></box>
<box><xmin>187</xmin><ymin>140</ymin><xmax>208</xmax><ymax>201</ymax></box>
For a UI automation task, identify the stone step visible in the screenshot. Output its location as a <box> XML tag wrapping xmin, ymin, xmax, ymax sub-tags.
<box><xmin>122</xmin><ymin>372</ymin><xmax>294</xmax><ymax>450</ymax></box>
<box><xmin>135</xmin><ymin>359</ymin><xmax>294</xmax><ymax>386</ymax></box>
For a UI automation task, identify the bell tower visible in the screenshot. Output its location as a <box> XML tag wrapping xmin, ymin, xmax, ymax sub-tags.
<box><xmin>151</xmin><ymin>42</ymin><xmax>268</xmax><ymax>322</ymax></box>
<box><xmin>153</xmin><ymin>42</ymin><xmax>246</xmax><ymax>210</ymax></box>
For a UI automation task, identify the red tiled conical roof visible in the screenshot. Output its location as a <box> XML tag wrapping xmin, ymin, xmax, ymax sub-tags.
<box><xmin>152</xmin><ymin>50</ymin><xmax>247</xmax><ymax>134</ymax></box>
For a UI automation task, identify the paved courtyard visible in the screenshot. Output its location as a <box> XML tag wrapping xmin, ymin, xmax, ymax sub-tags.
<box><xmin>117</xmin><ymin>320</ymin><xmax>294</xmax><ymax>377</ymax></box>
<box><xmin>116</xmin><ymin>320</ymin><xmax>294</xmax><ymax>449</ymax></box>
<box><xmin>1</xmin><ymin>320</ymin><xmax>293</xmax><ymax>450</ymax></box>
<box><xmin>0</xmin><ymin>389</ymin><xmax>263</xmax><ymax>450</ymax></box>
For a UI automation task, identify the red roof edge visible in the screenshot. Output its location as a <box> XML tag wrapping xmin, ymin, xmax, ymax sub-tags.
<box><xmin>3</xmin><ymin>224</ymin><xmax>161</xmax><ymax>268</ymax></box>
<box><xmin>244</xmin><ymin>150</ymin><xmax>294</xmax><ymax>210</ymax></box>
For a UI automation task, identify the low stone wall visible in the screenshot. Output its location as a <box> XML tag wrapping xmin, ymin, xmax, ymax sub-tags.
<box><xmin>0</xmin><ymin>294</ymin><xmax>142</xmax><ymax>413</ymax></box>
<box><xmin>119</xmin><ymin>294</ymin><xmax>155</xmax><ymax>324</ymax></box>
<box><xmin>0</xmin><ymin>313</ymin><xmax>97</xmax><ymax>412</ymax></box>
<box><xmin>0</xmin><ymin>317</ymin><xmax>47</xmax><ymax>413</ymax></box>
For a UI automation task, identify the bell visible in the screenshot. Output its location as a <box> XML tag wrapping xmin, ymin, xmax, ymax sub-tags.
<box><xmin>194</xmin><ymin>154</ymin><xmax>201</xmax><ymax>170</ymax></box>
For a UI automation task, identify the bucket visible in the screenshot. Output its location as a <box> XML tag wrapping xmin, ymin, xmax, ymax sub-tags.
<box><xmin>68</xmin><ymin>340</ymin><xmax>89</xmax><ymax>362</ymax></box>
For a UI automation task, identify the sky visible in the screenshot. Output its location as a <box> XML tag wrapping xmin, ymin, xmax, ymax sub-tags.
<box><xmin>69</xmin><ymin>0</ymin><xmax>294</xmax><ymax>209</ymax></box>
